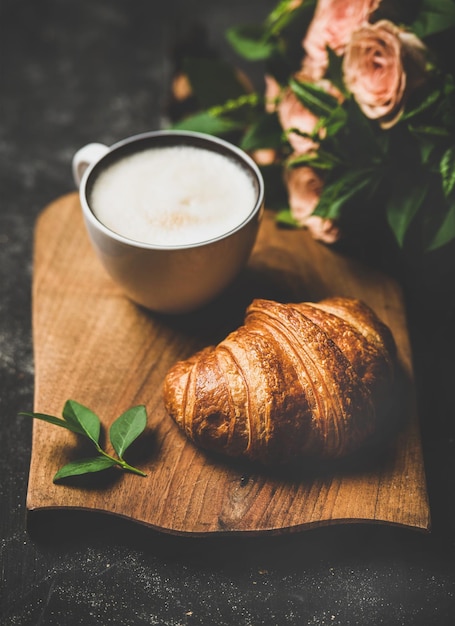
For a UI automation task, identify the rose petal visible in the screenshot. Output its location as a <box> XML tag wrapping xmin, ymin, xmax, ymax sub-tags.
<box><xmin>343</xmin><ymin>19</ymin><xmax>426</xmax><ymax>127</ymax></box>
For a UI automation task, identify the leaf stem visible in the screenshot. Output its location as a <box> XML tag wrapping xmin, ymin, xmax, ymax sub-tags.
<box><xmin>95</xmin><ymin>445</ymin><xmax>147</xmax><ymax>477</ymax></box>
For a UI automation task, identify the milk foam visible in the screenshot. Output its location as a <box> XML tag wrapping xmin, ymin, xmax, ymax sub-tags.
<box><xmin>90</xmin><ymin>145</ymin><xmax>257</xmax><ymax>246</ymax></box>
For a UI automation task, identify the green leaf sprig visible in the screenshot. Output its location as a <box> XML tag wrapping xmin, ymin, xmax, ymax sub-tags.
<box><xmin>20</xmin><ymin>400</ymin><xmax>147</xmax><ymax>482</ymax></box>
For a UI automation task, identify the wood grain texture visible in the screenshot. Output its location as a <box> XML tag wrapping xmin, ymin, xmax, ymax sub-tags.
<box><xmin>26</xmin><ymin>192</ymin><xmax>430</xmax><ymax>535</ymax></box>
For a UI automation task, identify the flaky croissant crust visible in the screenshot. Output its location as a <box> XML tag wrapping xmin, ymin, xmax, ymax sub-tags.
<box><xmin>163</xmin><ymin>297</ymin><xmax>396</xmax><ymax>465</ymax></box>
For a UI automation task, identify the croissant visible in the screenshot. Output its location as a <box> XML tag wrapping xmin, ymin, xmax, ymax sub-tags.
<box><xmin>163</xmin><ymin>297</ymin><xmax>397</xmax><ymax>466</ymax></box>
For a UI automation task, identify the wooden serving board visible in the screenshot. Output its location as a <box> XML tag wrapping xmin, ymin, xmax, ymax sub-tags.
<box><xmin>27</xmin><ymin>193</ymin><xmax>430</xmax><ymax>535</ymax></box>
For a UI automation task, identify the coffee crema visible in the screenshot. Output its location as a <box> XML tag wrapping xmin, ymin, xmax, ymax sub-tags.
<box><xmin>89</xmin><ymin>145</ymin><xmax>257</xmax><ymax>246</ymax></box>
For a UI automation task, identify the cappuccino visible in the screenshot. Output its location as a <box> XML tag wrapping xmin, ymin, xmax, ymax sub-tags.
<box><xmin>90</xmin><ymin>145</ymin><xmax>257</xmax><ymax>246</ymax></box>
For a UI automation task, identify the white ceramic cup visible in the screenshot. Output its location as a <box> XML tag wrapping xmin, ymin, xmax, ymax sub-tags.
<box><xmin>72</xmin><ymin>130</ymin><xmax>264</xmax><ymax>314</ymax></box>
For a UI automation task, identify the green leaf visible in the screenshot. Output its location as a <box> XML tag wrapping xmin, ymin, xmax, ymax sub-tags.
<box><xmin>313</xmin><ymin>169</ymin><xmax>375</xmax><ymax>220</ymax></box>
<box><xmin>440</xmin><ymin>146</ymin><xmax>455</xmax><ymax>197</ymax></box>
<box><xmin>411</xmin><ymin>0</ymin><xmax>455</xmax><ymax>38</ymax></box>
<box><xmin>289</xmin><ymin>77</ymin><xmax>339</xmax><ymax>117</ymax></box>
<box><xmin>340</xmin><ymin>98</ymin><xmax>388</xmax><ymax>162</ymax></box>
<box><xmin>401</xmin><ymin>88</ymin><xmax>441</xmax><ymax>122</ymax></box>
<box><xmin>386</xmin><ymin>179</ymin><xmax>430</xmax><ymax>247</ymax></box>
<box><xmin>240</xmin><ymin>113</ymin><xmax>283</xmax><ymax>151</ymax></box>
<box><xmin>322</xmin><ymin>105</ymin><xmax>348</xmax><ymax>138</ymax></box>
<box><xmin>109</xmin><ymin>405</ymin><xmax>147</xmax><ymax>459</ymax></box>
<box><xmin>183</xmin><ymin>57</ymin><xmax>247</xmax><ymax>108</ymax></box>
<box><xmin>62</xmin><ymin>400</ymin><xmax>101</xmax><ymax>446</ymax></box>
<box><xmin>275</xmin><ymin>208</ymin><xmax>299</xmax><ymax>227</ymax></box>
<box><xmin>265</xmin><ymin>0</ymin><xmax>316</xmax><ymax>37</ymax></box>
<box><xmin>325</xmin><ymin>47</ymin><xmax>347</xmax><ymax>96</ymax></box>
<box><xmin>53</xmin><ymin>456</ymin><xmax>117</xmax><ymax>481</ymax></box>
<box><xmin>288</xmin><ymin>149</ymin><xmax>340</xmax><ymax>171</ymax></box>
<box><xmin>20</xmin><ymin>399</ymin><xmax>149</xmax><ymax>484</ymax></box>
<box><xmin>171</xmin><ymin>111</ymin><xmax>244</xmax><ymax>135</ymax></box>
<box><xmin>406</xmin><ymin>124</ymin><xmax>450</xmax><ymax>165</ymax></box>
<box><xmin>19</xmin><ymin>411</ymin><xmax>84</xmax><ymax>435</ymax></box>
<box><xmin>426</xmin><ymin>200</ymin><xmax>455</xmax><ymax>250</ymax></box>
<box><xmin>209</xmin><ymin>92</ymin><xmax>260</xmax><ymax>117</ymax></box>
<box><xmin>226</xmin><ymin>24</ymin><xmax>277</xmax><ymax>61</ymax></box>
<box><xmin>408</xmin><ymin>124</ymin><xmax>451</xmax><ymax>138</ymax></box>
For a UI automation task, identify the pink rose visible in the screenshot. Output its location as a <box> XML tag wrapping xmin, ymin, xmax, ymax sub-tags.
<box><xmin>277</xmin><ymin>88</ymin><xmax>320</xmax><ymax>154</ymax></box>
<box><xmin>286</xmin><ymin>165</ymin><xmax>340</xmax><ymax>243</ymax></box>
<box><xmin>286</xmin><ymin>166</ymin><xmax>340</xmax><ymax>243</ymax></box>
<box><xmin>251</xmin><ymin>148</ymin><xmax>277</xmax><ymax>165</ymax></box>
<box><xmin>286</xmin><ymin>165</ymin><xmax>323</xmax><ymax>225</ymax></box>
<box><xmin>343</xmin><ymin>20</ymin><xmax>427</xmax><ymax>128</ymax></box>
<box><xmin>304</xmin><ymin>215</ymin><xmax>341</xmax><ymax>243</ymax></box>
<box><xmin>264</xmin><ymin>74</ymin><xmax>282</xmax><ymax>113</ymax></box>
<box><xmin>302</xmin><ymin>0</ymin><xmax>382</xmax><ymax>80</ymax></box>
<box><xmin>276</xmin><ymin>73</ymin><xmax>343</xmax><ymax>154</ymax></box>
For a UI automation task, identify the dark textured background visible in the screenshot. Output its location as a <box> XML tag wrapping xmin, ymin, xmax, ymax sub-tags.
<box><xmin>1</xmin><ymin>1</ymin><xmax>454</xmax><ymax>624</ymax></box>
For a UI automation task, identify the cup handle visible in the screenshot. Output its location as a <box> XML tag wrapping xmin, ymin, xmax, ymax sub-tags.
<box><xmin>72</xmin><ymin>143</ymin><xmax>109</xmax><ymax>188</ymax></box>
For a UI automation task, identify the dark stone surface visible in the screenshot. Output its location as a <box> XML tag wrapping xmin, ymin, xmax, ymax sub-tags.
<box><xmin>1</xmin><ymin>1</ymin><xmax>454</xmax><ymax>624</ymax></box>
